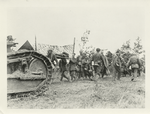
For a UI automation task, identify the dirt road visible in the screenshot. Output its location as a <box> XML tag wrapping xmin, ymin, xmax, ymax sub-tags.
<box><xmin>7</xmin><ymin>74</ymin><xmax>145</xmax><ymax>109</ymax></box>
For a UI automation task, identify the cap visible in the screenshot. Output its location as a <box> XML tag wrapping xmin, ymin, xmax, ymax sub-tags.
<box><xmin>96</xmin><ymin>48</ymin><xmax>100</xmax><ymax>52</ymax></box>
<box><xmin>48</xmin><ymin>49</ymin><xmax>53</xmax><ymax>53</ymax></box>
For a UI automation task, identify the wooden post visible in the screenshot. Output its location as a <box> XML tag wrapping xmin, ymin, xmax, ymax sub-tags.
<box><xmin>73</xmin><ymin>37</ymin><xmax>75</xmax><ymax>55</ymax></box>
<box><xmin>35</xmin><ymin>35</ymin><xmax>37</xmax><ymax>51</ymax></box>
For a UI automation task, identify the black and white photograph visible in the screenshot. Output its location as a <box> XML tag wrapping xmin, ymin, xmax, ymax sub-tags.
<box><xmin>0</xmin><ymin>0</ymin><xmax>150</xmax><ymax>112</ymax></box>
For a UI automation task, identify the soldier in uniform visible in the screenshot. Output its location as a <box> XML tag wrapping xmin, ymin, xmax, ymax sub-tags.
<box><xmin>76</xmin><ymin>50</ymin><xmax>85</xmax><ymax>79</ymax></box>
<box><xmin>47</xmin><ymin>49</ymin><xmax>59</xmax><ymax>82</ymax></box>
<box><xmin>47</xmin><ymin>49</ymin><xmax>59</xmax><ymax>68</ymax></box>
<box><xmin>59</xmin><ymin>52</ymin><xmax>70</xmax><ymax>82</ymax></box>
<box><xmin>112</xmin><ymin>49</ymin><xmax>125</xmax><ymax>81</ymax></box>
<box><xmin>69</xmin><ymin>53</ymin><xmax>77</xmax><ymax>81</ymax></box>
<box><xmin>100</xmin><ymin>50</ymin><xmax>107</xmax><ymax>78</ymax></box>
<box><xmin>82</xmin><ymin>55</ymin><xmax>89</xmax><ymax>79</ymax></box>
<box><xmin>127</xmin><ymin>53</ymin><xmax>142</xmax><ymax>81</ymax></box>
<box><xmin>83</xmin><ymin>56</ymin><xmax>94</xmax><ymax>79</ymax></box>
<box><xmin>90</xmin><ymin>48</ymin><xmax>103</xmax><ymax>80</ymax></box>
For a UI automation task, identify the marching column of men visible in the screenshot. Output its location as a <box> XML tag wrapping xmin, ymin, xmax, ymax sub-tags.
<box><xmin>47</xmin><ymin>48</ymin><xmax>143</xmax><ymax>82</ymax></box>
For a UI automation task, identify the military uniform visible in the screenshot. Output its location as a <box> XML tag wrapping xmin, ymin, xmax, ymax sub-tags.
<box><xmin>90</xmin><ymin>49</ymin><xmax>103</xmax><ymax>80</ymax></box>
<box><xmin>47</xmin><ymin>50</ymin><xmax>59</xmax><ymax>82</ymax></box>
<box><xmin>82</xmin><ymin>56</ymin><xmax>90</xmax><ymax>79</ymax></box>
<box><xmin>83</xmin><ymin>62</ymin><xmax>94</xmax><ymax>79</ymax></box>
<box><xmin>127</xmin><ymin>54</ymin><xmax>141</xmax><ymax>81</ymax></box>
<box><xmin>92</xmin><ymin>53</ymin><xmax>103</xmax><ymax>74</ymax></box>
<box><xmin>112</xmin><ymin>55</ymin><xmax>122</xmax><ymax>81</ymax></box>
<box><xmin>100</xmin><ymin>54</ymin><xmax>111</xmax><ymax>78</ymax></box>
<box><xmin>77</xmin><ymin>54</ymin><xmax>85</xmax><ymax>79</ymax></box>
<box><xmin>47</xmin><ymin>52</ymin><xmax>58</xmax><ymax>67</ymax></box>
<box><xmin>69</xmin><ymin>57</ymin><xmax>77</xmax><ymax>81</ymax></box>
<box><xmin>59</xmin><ymin>58</ymin><xmax>70</xmax><ymax>81</ymax></box>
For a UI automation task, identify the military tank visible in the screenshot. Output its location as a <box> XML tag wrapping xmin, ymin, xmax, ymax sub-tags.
<box><xmin>7</xmin><ymin>36</ymin><xmax>52</xmax><ymax>99</ymax></box>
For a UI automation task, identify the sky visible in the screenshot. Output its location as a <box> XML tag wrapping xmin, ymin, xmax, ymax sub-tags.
<box><xmin>6</xmin><ymin>1</ymin><xmax>146</xmax><ymax>54</ymax></box>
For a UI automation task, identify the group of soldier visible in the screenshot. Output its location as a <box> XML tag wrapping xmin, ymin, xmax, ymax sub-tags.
<box><xmin>112</xmin><ymin>49</ymin><xmax>143</xmax><ymax>81</ymax></box>
<box><xmin>46</xmin><ymin>47</ymin><xmax>143</xmax><ymax>82</ymax></box>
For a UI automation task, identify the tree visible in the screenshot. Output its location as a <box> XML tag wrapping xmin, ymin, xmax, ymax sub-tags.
<box><xmin>119</xmin><ymin>40</ymin><xmax>132</xmax><ymax>64</ymax></box>
<box><xmin>121</xmin><ymin>40</ymin><xmax>131</xmax><ymax>52</ymax></box>
<box><xmin>133</xmin><ymin>37</ymin><xmax>143</xmax><ymax>54</ymax></box>
<box><xmin>133</xmin><ymin>37</ymin><xmax>145</xmax><ymax>71</ymax></box>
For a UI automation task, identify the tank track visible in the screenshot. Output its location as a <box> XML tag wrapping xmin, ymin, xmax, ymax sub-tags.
<box><xmin>7</xmin><ymin>50</ymin><xmax>52</xmax><ymax>100</ymax></box>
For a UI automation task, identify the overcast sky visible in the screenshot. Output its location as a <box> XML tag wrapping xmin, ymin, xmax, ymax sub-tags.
<box><xmin>6</xmin><ymin>1</ymin><xmax>145</xmax><ymax>54</ymax></box>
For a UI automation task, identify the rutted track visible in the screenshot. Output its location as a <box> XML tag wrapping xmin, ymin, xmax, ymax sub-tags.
<box><xmin>7</xmin><ymin>75</ymin><xmax>145</xmax><ymax>108</ymax></box>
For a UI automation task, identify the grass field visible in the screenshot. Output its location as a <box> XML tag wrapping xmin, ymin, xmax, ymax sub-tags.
<box><xmin>7</xmin><ymin>72</ymin><xmax>145</xmax><ymax>109</ymax></box>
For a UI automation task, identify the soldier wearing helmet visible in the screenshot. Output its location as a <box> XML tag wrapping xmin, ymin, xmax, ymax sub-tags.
<box><xmin>90</xmin><ymin>48</ymin><xmax>103</xmax><ymax>80</ymax></box>
<box><xmin>59</xmin><ymin>52</ymin><xmax>70</xmax><ymax>82</ymax></box>
<box><xmin>76</xmin><ymin>50</ymin><xmax>85</xmax><ymax>79</ymax></box>
<box><xmin>47</xmin><ymin>49</ymin><xmax>58</xmax><ymax>68</ymax></box>
<box><xmin>112</xmin><ymin>49</ymin><xmax>126</xmax><ymax>81</ymax></box>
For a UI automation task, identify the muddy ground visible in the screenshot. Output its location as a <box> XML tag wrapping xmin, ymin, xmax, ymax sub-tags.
<box><xmin>7</xmin><ymin>73</ymin><xmax>145</xmax><ymax>109</ymax></box>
